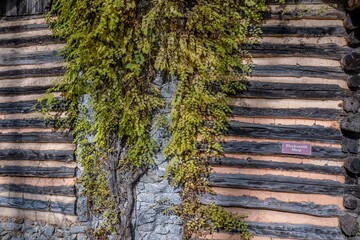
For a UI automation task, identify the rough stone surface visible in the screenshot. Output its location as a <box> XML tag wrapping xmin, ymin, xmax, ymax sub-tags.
<box><xmin>345</xmin><ymin>157</ymin><xmax>360</xmax><ymax>175</ymax></box>
<box><xmin>341</xmin><ymin>51</ymin><xmax>360</xmax><ymax>74</ymax></box>
<box><xmin>340</xmin><ymin>214</ymin><xmax>359</xmax><ymax>237</ymax></box>
<box><xmin>341</xmin><ymin>115</ymin><xmax>360</xmax><ymax>135</ymax></box>
<box><xmin>0</xmin><ymin>219</ymin><xmax>89</xmax><ymax>240</ymax></box>
<box><xmin>133</xmin><ymin>76</ymin><xmax>183</xmax><ymax>240</ymax></box>
<box><xmin>348</xmin><ymin>0</ymin><xmax>360</xmax><ymax>11</ymax></box>
<box><xmin>348</xmin><ymin>75</ymin><xmax>360</xmax><ymax>90</ymax></box>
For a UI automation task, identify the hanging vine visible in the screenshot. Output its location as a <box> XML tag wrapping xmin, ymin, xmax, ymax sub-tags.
<box><xmin>44</xmin><ymin>0</ymin><xmax>266</xmax><ymax>239</ymax></box>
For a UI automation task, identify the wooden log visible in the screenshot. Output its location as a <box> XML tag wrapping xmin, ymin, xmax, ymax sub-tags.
<box><xmin>0</xmin><ymin>86</ymin><xmax>49</xmax><ymax>95</ymax></box>
<box><xmin>244</xmin><ymin>43</ymin><xmax>349</xmax><ymax>60</ymax></box>
<box><xmin>261</xmin><ymin>26</ymin><xmax>346</xmax><ymax>37</ymax></box>
<box><xmin>342</xmin><ymin>136</ymin><xmax>358</xmax><ymax>154</ymax></box>
<box><xmin>0</xmin><ymin>132</ymin><xmax>73</xmax><ymax>143</ymax></box>
<box><xmin>344</xmin><ymin>11</ymin><xmax>360</xmax><ymax>30</ymax></box>
<box><xmin>252</xmin><ymin>65</ymin><xmax>347</xmax><ymax>79</ymax></box>
<box><xmin>0</xmin><ymin>100</ymin><xmax>64</xmax><ymax>114</ymax></box>
<box><xmin>0</xmin><ymin>23</ymin><xmax>47</xmax><ymax>34</ymax></box>
<box><xmin>210</xmin><ymin>158</ymin><xmax>344</xmax><ymax>175</ymax></box>
<box><xmin>0</xmin><ymin>195</ymin><xmax>75</xmax><ymax>215</ymax></box>
<box><xmin>347</xmin><ymin>75</ymin><xmax>360</xmax><ymax>90</ymax></box>
<box><xmin>347</xmin><ymin>0</ymin><xmax>360</xmax><ymax>11</ymax></box>
<box><xmin>347</xmin><ymin>29</ymin><xmax>360</xmax><ymax>48</ymax></box>
<box><xmin>209</xmin><ymin>173</ymin><xmax>360</xmax><ymax>197</ymax></box>
<box><xmin>221</xmin><ymin>141</ymin><xmax>347</xmax><ymax>159</ymax></box>
<box><xmin>341</xmin><ymin>51</ymin><xmax>360</xmax><ymax>74</ymax></box>
<box><xmin>343</xmin><ymin>97</ymin><xmax>360</xmax><ymax>113</ymax></box>
<box><xmin>0</xmin><ymin>51</ymin><xmax>62</xmax><ymax>66</ymax></box>
<box><xmin>234</xmin><ymin>82</ymin><xmax>347</xmax><ymax>99</ymax></box>
<box><xmin>0</xmin><ymin>149</ymin><xmax>74</xmax><ymax>162</ymax></box>
<box><xmin>267</xmin><ymin>0</ymin><xmax>342</xmax><ymax>4</ymax></box>
<box><xmin>230</xmin><ymin>107</ymin><xmax>340</xmax><ymax>120</ymax></box>
<box><xmin>201</xmin><ymin>194</ymin><xmax>341</xmax><ymax>217</ymax></box>
<box><xmin>0</xmin><ymin>67</ymin><xmax>65</xmax><ymax>80</ymax></box>
<box><xmin>0</xmin><ymin>35</ymin><xmax>61</xmax><ymax>48</ymax></box>
<box><xmin>341</xmin><ymin>115</ymin><xmax>360</xmax><ymax>136</ymax></box>
<box><xmin>344</xmin><ymin>157</ymin><xmax>360</xmax><ymax>175</ymax></box>
<box><xmin>0</xmin><ymin>119</ymin><xmax>54</xmax><ymax>128</ymax></box>
<box><xmin>227</xmin><ymin>122</ymin><xmax>341</xmax><ymax>143</ymax></box>
<box><xmin>0</xmin><ymin>184</ymin><xmax>74</xmax><ymax>196</ymax></box>
<box><xmin>246</xmin><ymin>222</ymin><xmax>344</xmax><ymax>240</ymax></box>
<box><xmin>0</xmin><ymin>166</ymin><xmax>75</xmax><ymax>177</ymax></box>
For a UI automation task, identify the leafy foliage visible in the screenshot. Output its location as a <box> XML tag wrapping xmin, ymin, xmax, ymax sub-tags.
<box><xmin>45</xmin><ymin>0</ymin><xmax>266</xmax><ymax>239</ymax></box>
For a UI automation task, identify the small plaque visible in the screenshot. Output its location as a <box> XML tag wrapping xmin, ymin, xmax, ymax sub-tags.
<box><xmin>282</xmin><ymin>142</ymin><xmax>312</xmax><ymax>156</ymax></box>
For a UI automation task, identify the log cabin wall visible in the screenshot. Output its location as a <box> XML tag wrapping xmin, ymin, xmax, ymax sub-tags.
<box><xmin>0</xmin><ymin>2</ymin><xmax>91</xmax><ymax>239</ymax></box>
<box><xmin>206</xmin><ymin>0</ymin><xmax>360</xmax><ymax>239</ymax></box>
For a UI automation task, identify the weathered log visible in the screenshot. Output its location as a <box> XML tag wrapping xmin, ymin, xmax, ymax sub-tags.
<box><xmin>341</xmin><ymin>115</ymin><xmax>360</xmax><ymax>135</ymax></box>
<box><xmin>0</xmin><ymin>132</ymin><xmax>73</xmax><ymax>143</ymax></box>
<box><xmin>343</xmin><ymin>97</ymin><xmax>360</xmax><ymax>113</ymax></box>
<box><xmin>231</xmin><ymin>107</ymin><xmax>340</xmax><ymax>120</ymax></box>
<box><xmin>0</xmin><ymin>196</ymin><xmax>74</xmax><ymax>215</ymax></box>
<box><xmin>202</xmin><ymin>194</ymin><xmax>341</xmax><ymax>217</ymax></box>
<box><xmin>347</xmin><ymin>0</ymin><xmax>360</xmax><ymax>11</ymax></box>
<box><xmin>209</xmin><ymin>173</ymin><xmax>360</xmax><ymax>197</ymax></box>
<box><xmin>0</xmin><ymin>23</ymin><xmax>48</xmax><ymax>34</ymax></box>
<box><xmin>342</xmin><ymin>136</ymin><xmax>358</xmax><ymax>154</ymax></box>
<box><xmin>253</xmin><ymin>65</ymin><xmax>347</xmax><ymax>79</ymax></box>
<box><xmin>348</xmin><ymin>75</ymin><xmax>360</xmax><ymax>90</ymax></box>
<box><xmin>222</xmin><ymin>141</ymin><xmax>347</xmax><ymax>159</ymax></box>
<box><xmin>0</xmin><ymin>51</ymin><xmax>62</xmax><ymax>66</ymax></box>
<box><xmin>0</xmin><ymin>0</ymin><xmax>50</xmax><ymax>16</ymax></box>
<box><xmin>261</xmin><ymin>26</ymin><xmax>346</xmax><ymax>37</ymax></box>
<box><xmin>0</xmin><ymin>184</ymin><xmax>74</xmax><ymax>196</ymax></box>
<box><xmin>344</xmin><ymin>195</ymin><xmax>359</xmax><ymax>210</ymax></box>
<box><xmin>344</xmin><ymin>11</ymin><xmax>360</xmax><ymax>30</ymax></box>
<box><xmin>247</xmin><ymin>222</ymin><xmax>344</xmax><ymax>240</ymax></box>
<box><xmin>235</xmin><ymin>82</ymin><xmax>347</xmax><ymax>99</ymax></box>
<box><xmin>0</xmin><ymin>119</ymin><xmax>54</xmax><ymax>128</ymax></box>
<box><xmin>0</xmin><ymin>35</ymin><xmax>61</xmax><ymax>48</ymax></box>
<box><xmin>0</xmin><ymin>166</ymin><xmax>75</xmax><ymax>177</ymax></box>
<box><xmin>0</xmin><ymin>86</ymin><xmax>49</xmax><ymax>95</ymax></box>
<box><xmin>0</xmin><ymin>149</ymin><xmax>74</xmax><ymax>162</ymax></box>
<box><xmin>244</xmin><ymin>44</ymin><xmax>349</xmax><ymax>60</ymax></box>
<box><xmin>0</xmin><ymin>67</ymin><xmax>65</xmax><ymax>80</ymax></box>
<box><xmin>347</xmin><ymin>29</ymin><xmax>360</xmax><ymax>48</ymax></box>
<box><xmin>341</xmin><ymin>51</ymin><xmax>360</xmax><ymax>74</ymax></box>
<box><xmin>344</xmin><ymin>157</ymin><xmax>360</xmax><ymax>175</ymax></box>
<box><xmin>340</xmin><ymin>214</ymin><xmax>359</xmax><ymax>237</ymax></box>
<box><xmin>227</xmin><ymin>122</ymin><xmax>341</xmax><ymax>143</ymax></box>
<box><xmin>211</xmin><ymin>157</ymin><xmax>344</xmax><ymax>175</ymax></box>
<box><xmin>265</xmin><ymin>9</ymin><xmax>345</xmax><ymax>21</ymax></box>
<box><xmin>0</xmin><ymin>100</ymin><xmax>64</xmax><ymax>114</ymax></box>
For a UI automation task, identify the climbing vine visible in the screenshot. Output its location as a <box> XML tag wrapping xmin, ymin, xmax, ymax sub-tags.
<box><xmin>44</xmin><ymin>0</ymin><xmax>266</xmax><ymax>239</ymax></box>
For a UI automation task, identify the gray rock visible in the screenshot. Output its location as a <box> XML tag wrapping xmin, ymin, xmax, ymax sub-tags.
<box><xmin>345</xmin><ymin>195</ymin><xmax>359</xmax><ymax>210</ymax></box>
<box><xmin>340</xmin><ymin>214</ymin><xmax>359</xmax><ymax>237</ymax></box>
<box><xmin>70</xmin><ymin>226</ymin><xmax>87</xmax><ymax>234</ymax></box>
<box><xmin>43</xmin><ymin>225</ymin><xmax>55</xmax><ymax>237</ymax></box>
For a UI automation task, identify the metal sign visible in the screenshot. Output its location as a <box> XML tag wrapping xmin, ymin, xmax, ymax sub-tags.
<box><xmin>282</xmin><ymin>142</ymin><xmax>312</xmax><ymax>156</ymax></box>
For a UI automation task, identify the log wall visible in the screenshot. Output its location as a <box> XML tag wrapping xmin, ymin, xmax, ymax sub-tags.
<box><xmin>206</xmin><ymin>1</ymin><xmax>360</xmax><ymax>239</ymax></box>
<box><xmin>0</xmin><ymin>14</ymin><xmax>77</xmax><ymax>228</ymax></box>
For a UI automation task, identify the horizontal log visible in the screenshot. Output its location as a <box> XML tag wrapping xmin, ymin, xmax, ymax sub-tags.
<box><xmin>209</xmin><ymin>173</ymin><xmax>360</xmax><ymax>197</ymax></box>
<box><xmin>0</xmin><ymin>35</ymin><xmax>61</xmax><ymax>48</ymax></box>
<box><xmin>230</xmin><ymin>107</ymin><xmax>340</xmax><ymax>120</ymax></box>
<box><xmin>235</xmin><ymin>82</ymin><xmax>347</xmax><ymax>99</ymax></box>
<box><xmin>0</xmin><ymin>149</ymin><xmax>74</xmax><ymax>162</ymax></box>
<box><xmin>252</xmin><ymin>65</ymin><xmax>347</xmax><ymax>79</ymax></box>
<box><xmin>211</xmin><ymin>158</ymin><xmax>344</xmax><ymax>175</ymax></box>
<box><xmin>0</xmin><ymin>166</ymin><xmax>75</xmax><ymax>177</ymax></box>
<box><xmin>261</xmin><ymin>26</ymin><xmax>346</xmax><ymax>37</ymax></box>
<box><xmin>222</xmin><ymin>141</ymin><xmax>346</xmax><ymax>159</ymax></box>
<box><xmin>0</xmin><ymin>184</ymin><xmax>74</xmax><ymax>196</ymax></box>
<box><xmin>227</xmin><ymin>122</ymin><xmax>341</xmax><ymax>143</ymax></box>
<box><xmin>0</xmin><ymin>100</ymin><xmax>64</xmax><ymax>114</ymax></box>
<box><xmin>0</xmin><ymin>132</ymin><xmax>73</xmax><ymax>143</ymax></box>
<box><xmin>267</xmin><ymin>0</ymin><xmax>342</xmax><ymax>4</ymax></box>
<box><xmin>0</xmin><ymin>119</ymin><xmax>54</xmax><ymax>128</ymax></box>
<box><xmin>245</xmin><ymin>43</ymin><xmax>349</xmax><ymax>60</ymax></box>
<box><xmin>247</xmin><ymin>222</ymin><xmax>344</xmax><ymax>240</ymax></box>
<box><xmin>0</xmin><ymin>86</ymin><xmax>50</xmax><ymax>95</ymax></box>
<box><xmin>0</xmin><ymin>67</ymin><xmax>65</xmax><ymax>80</ymax></box>
<box><xmin>0</xmin><ymin>196</ymin><xmax>74</xmax><ymax>214</ymax></box>
<box><xmin>0</xmin><ymin>23</ymin><xmax>48</xmax><ymax>34</ymax></box>
<box><xmin>0</xmin><ymin>51</ymin><xmax>62</xmax><ymax>66</ymax></box>
<box><xmin>202</xmin><ymin>194</ymin><xmax>341</xmax><ymax>217</ymax></box>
